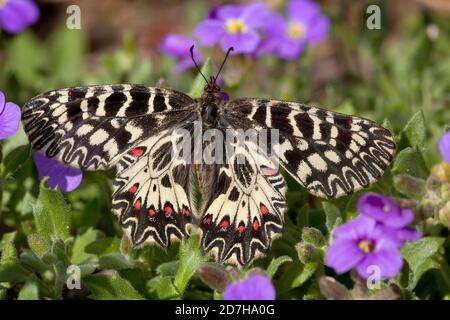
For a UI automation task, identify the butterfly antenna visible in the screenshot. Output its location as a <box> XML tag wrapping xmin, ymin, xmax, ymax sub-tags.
<box><xmin>190</xmin><ymin>45</ymin><xmax>209</xmax><ymax>84</ymax></box>
<box><xmin>214</xmin><ymin>47</ymin><xmax>234</xmax><ymax>82</ymax></box>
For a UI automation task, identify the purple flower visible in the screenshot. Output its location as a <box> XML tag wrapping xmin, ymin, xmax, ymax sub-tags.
<box><xmin>160</xmin><ymin>34</ymin><xmax>201</xmax><ymax>73</ymax></box>
<box><xmin>358</xmin><ymin>193</ymin><xmax>414</xmax><ymax>228</ymax></box>
<box><xmin>33</xmin><ymin>152</ymin><xmax>83</xmax><ymax>192</ymax></box>
<box><xmin>0</xmin><ymin>90</ymin><xmax>21</xmax><ymax>140</ymax></box>
<box><xmin>194</xmin><ymin>2</ymin><xmax>270</xmax><ymax>54</ymax></box>
<box><xmin>223</xmin><ymin>274</ymin><xmax>275</xmax><ymax>300</ymax></box>
<box><xmin>358</xmin><ymin>193</ymin><xmax>422</xmax><ymax>244</ymax></box>
<box><xmin>0</xmin><ymin>0</ymin><xmax>39</xmax><ymax>34</ymax></box>
<box><xmin>439</xmin><ymin>131</ymin><xmax>450</xmax><ymax>163</ymax></box>
<box><xmin>326</xmin><ymin>216</ymin><xmax>403</xmax><ymax>279</ymax></box>
<box><xmin>258</xmin><ymin>0</ymin><xmax>330</xmax><ymax>60</ymax></box>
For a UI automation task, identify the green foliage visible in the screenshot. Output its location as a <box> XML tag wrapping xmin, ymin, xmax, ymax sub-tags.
<box><xmin>84</xmin><ymin>272</ymin><xmax>144</xmax><ymax>300</ymax></box>
<box><xmin>32</xmin><ymin>179</ymin><xmax>71</xmax><ymax>243</ymax></box>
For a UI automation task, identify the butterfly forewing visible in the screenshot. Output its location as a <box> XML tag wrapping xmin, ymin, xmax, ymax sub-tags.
<box><xmin>22</xmin><ymin>84</ymin><xmax>195</xmax><ymax>170</ymax></box>
<box><xmin>224</xmin><ymin>98</ymin><xmax>395</xmax><ymax>198</ymax></box>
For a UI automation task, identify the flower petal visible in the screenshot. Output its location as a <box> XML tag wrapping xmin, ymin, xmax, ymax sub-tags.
<box><xmin>220</xmin><ymin>31</ymin><xmax>259</xmax><ymax>54</ymax></box>
<box><xmin>0</xmin><ymin>102</ymin><xmax>21</xmax><ymax>140</ymax></box>
<box><xmin>173</xmin><ymin>58</ymin><xmax>195</xmax><ymax>73</ymax></box>
<box><xmin>325</xmin><ymin>238</ymin><xmax>365</xmax><ymax>274</ymax></box>
<box><xmin>439</xmin><ymin>131</ymin><xmax>450</xmax><ymax>163</ymax></box>
<box><xmin>223</xmin><ymin>274</ymin><xmax>275</xmax><ymax>300</ymax></box>
<box><xmin>333</xmin><ymin>215</ymin><xmax>376</xmax><ymax>240</ymax></box>
<box><xmin>356</xmin><ymin>244</ymin><xmax>403</xmax><ymax>279</ymax></box>
<box><xmin>33</xmin><ymin>152</ymin><xmax>83</xmax><ymax>192</ymax></box>
<box><xmin>275</xmin><ymin>38</ymin><xmax>304</xmax><ymax>60</ymax></box>
<box><xmin>358</xmin><ymin>193</ymin><xmax>413</xmax><ymax>228</ymax></box>
<box><xmin>0</xmin><ymin>0</ymin><xmax>39</xmax><ymax>34</ymax></box>
<box><xmin>215</xmin><ymin>4</ymin><xmax>244</xmax><ymax>20</ymax></box>
<box><xmin>194</xmin><ymin>19</ymin><xmax>225</xmax><ymax>47</ymax></box>
<box><xmin>0</xmin><ymin>91</ymin><xmax>5</xmax><ymax>111</ymax></box>
<box><xmin>288</xmin><ymin>0</ymin><xmax>320</xmax><ymax>23</ymax></box>
<box><xmin>240</xmin><ymin>2</ymin><xmax>270</xmax><ymax>29</ymax></box>
<box><xmin>305</xmin><ymin>15</ymin><xmax>330</xmax><ymax>44</ymax></box>
<box><xmin>160</xmin><ymin>33</ymin><xmax>196</xmax><ymax>59</ymax></box>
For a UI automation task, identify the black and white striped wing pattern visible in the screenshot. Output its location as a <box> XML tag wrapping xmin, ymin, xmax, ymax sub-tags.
<box><xmin>22</xmin><ymin>84</ymin><xmax>197</xmax><ymax>248</ymax></box>
<box><xmin>224</xmin><ymin>99</ymin><xmax>395</xmax><ymax>198</ymax></box>
<box><xmin>112</xmin><ymin>129</ymin><xmax>195</xmax><ymax>247</ymax></box>
<box><xmin>22</xmin><ymin>84</ymin><xmax>195</xmax><ymax>170</ymax></box>
<box><xmin>199</xmin><ymin>140</ymin><xmax>287</xmax><ymax>266</ymax></box>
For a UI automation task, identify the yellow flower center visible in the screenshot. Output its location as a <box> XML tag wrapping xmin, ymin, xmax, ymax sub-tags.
<box><xmin>226</xmin><ymin>19</ymin><xmax>247</xmax><ymax>34</ymax></box>
<box><xmin>0</xmin><ymin>0</ymin><xmax>6</xmax><ymax>7</ymax></box>
<box><xmin>358</xmin><ymin>240</ymin><xmax>375</xmax><ymax>253</ymax></box>
<box><xmin>383</xmin><ymin>205</ymin><xmax>391</xmax><ymax>212</ymax></box>
<box><xmin>288</xmin><ymin>22</ymin><xmax>305</xmax><ymax>39</ymax></box>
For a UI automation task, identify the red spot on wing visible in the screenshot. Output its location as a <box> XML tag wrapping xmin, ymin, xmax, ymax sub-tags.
<box><xmin>252</xmin><ymin>218</ymin><xmax>260</xmax><ymax>231</ymax></box>
<box><xmin>148</xmin><ymin>208</ymin><xmax>156</xmax><ymax>216</ymax></box>
<box><xmin>129</xmin><ymin>148</ymin><xmax>145</xmax><ymax>157</ymax></box>
<box><xmin>238</xmin><ymin>224</ymin><xmax>245</xmax><ymax>233</ymax></box>
<box><xmin>182</xmin><ymin>207</ymin><xmax>191</xmax><ymax>217</ymax></box>
<box><xmin>202</xmin><ymin>217</ymin><xmax>212</xmax><ymax>225</ymax></box>
<box><xmin>164</xmin><ymin>206</ymin><xmax>173</xmax><ymax>216</ymax></box>
<box><xmin>128</xmin><ymin>184</ymin><xmax>138</xmax><ymax>194</ymax></box>
<box><xmin>133</xmin><ymin>199</ymin><xmax>142</xmax><ymax>210</ymax></box>
<box><xmin>260</xmin><ymin>204</ymin><xmax>269</xmax><ymax>216</ymax></box>
<box><xmin>219</xmin><ymin>220</ymin><xmax>229</xmax><ymax>229</ymax></box>
<box><xmin>261</xmin><ymin>166</ymin><xmax>278</xmax><ymax>176</ymax></box>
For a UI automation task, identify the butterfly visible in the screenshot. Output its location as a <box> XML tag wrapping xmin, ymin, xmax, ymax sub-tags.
<box><xmin>21</xmin><ymin>47</ymin><xmax>395</xmax><ymax>266</ymax></box>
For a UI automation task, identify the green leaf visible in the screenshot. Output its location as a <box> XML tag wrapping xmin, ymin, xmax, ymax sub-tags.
<box><xmin>27</xmin><ymin>234</ymin><xmax>50</xmax><ymax>259</ymax></box>
<box><xmin>156</xmin><ymin>261</ymin><xmax>179</xmax><ymax>276</ymax></box>
<box><xmin>32</xmin><ymin>179</ymin><xmax>72</xmax><ymax>243</ymax></box>
<box><xmin>0</xmin><ymin>263</ymin><xmax>33</xmax><ymax>282</ymax></box>
<box><xmin>85</xmin><ymin>237</ymin><xmax>120</xmax><ymax>256</ymax></box>
<box><xmin>18</xmin><ymin>281</ymin><xmax>39</xmax><ymax>300</ymax></box>
<box><xmin>292</xmin><ymin>262</ymin><xmax>319</xmax><ymax>288</ymax></box>
<box><xmin>98</xmin><ymin>253</ymin><xmax>136</xmax><ymax>270</ymax></box>
<box><xmin>147</xmin><ymin>276</ymin><xmax>180</xmax><ymax>300</ymax></box>
<box><xmin>401</xmin><ymin>237</ymin><xmax>445</xmax><ymax>290</ymax></box>
<box><xmin>84</xmin><ymin>272</ymin><xmax>144</xmax><ymax>300</ymax></box>
<box><xmin>278</xmin><ymin>261</ymin><xmax>318</xmax><ymax>291</ymax></box>
<box><xmin>401</xmin><ymin>110</ymin><xmax>426</xmax><ymax>149</ymax></box>
<box><xmin>174</xmin><ymin>229</ymin><xmax>206</xmax><ymax>295</ymax></box>
<box><xmin>1</xmin><ymin>145</ymin><xmax>31</xmax><ymax>179</ymax></box>
<box><xmin>266</xmin><ymin>256</ymin><xmax>293</xmax><ymax>279</ymax></box>
<box><xmin>189</xmin><ymin>57</ymin><xmax>212</xmax><ymax>97</ymax></box>
<box><xmin>0</xmin><ymin>241</ymin><xmax>17</xmax><ymax>266</ymax></box>
<box><xmin>322</xmin><ymin>202</ymin><xmax>342</xmax><ymax>233</ymax></box>
<box><xmin>71</xmin><ymin>228</ymin><xmax>100</xmax><ymax>264</ymax></box>
<box><xmin>392</xmin><ymin>147</ymin><xmax>428</xmax><ymax>179</ymax></box>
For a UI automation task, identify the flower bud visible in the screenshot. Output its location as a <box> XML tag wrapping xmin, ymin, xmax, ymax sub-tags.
<box><xmin>431</xmin><ymin>162</ymin><xmax>450</xmax><ymax>183</ymax></box>
<box><xmin>439</xmin><ymin>201</ymin><xmax>450</xmax><ymax>229</ymax></box>
<box><xmin>301</xmin><ymin>227</ymin><xmax>326</xmax><ymax>247</ymax></box>
<box><xmin>370</xmin><ymin>284</ymin><xmax>402</xmax><ymax>300</ymax></box>
<box><xmin>197</xmin><ymin>264</ymin><xmax>231</xmax><ymax>292</ymax></box>
<box><xmin>296</xmin><ymin>242</ymin><xmax>319</xmax><ymax>264</ymax></box>
<box><xmin>393</xmin><ymin>174</ymin><xmax>425</xmax><ymax>198</ymax></box>
<box><xmin>319</xmin><ymin>276</ymin><xmax>351</xmax><ymax>300</ymax></box>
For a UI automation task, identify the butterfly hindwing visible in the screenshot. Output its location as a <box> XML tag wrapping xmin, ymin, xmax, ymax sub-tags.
<box><xmin>22</xmin><ymin>84</ymin><xmax>195</xmax><ymax>170</ymax></box>
<box><xmin>199</xmin><ymin>138</ymin><xmax>287</xmax><ymax>266</ymax></box>
<box><xmin>224</xmin><ymin>98</ymin><xmax>395</xmax><ymax>198</ymax></box>
<box><xmin>112</xmin><ymin>129</ymin><xmax>195</xmax><ymax>247</ymax></box>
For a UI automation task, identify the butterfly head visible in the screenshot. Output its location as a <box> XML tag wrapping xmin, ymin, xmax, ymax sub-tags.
<box><xmin>190</xmin><ymin>45</ymin><xmax>233</xmax><ymax>101</ymax></box>
<box><xmin>202</xmin><ymin>76</ymin><xmax>222</xmax><ymax>99</ymax></box>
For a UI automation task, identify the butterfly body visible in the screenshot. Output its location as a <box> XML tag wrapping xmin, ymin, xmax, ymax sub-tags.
<box><xmin>22</xmin><ymin>79</ymin><xmax>395</xmax><ymax>266</ymax></box>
